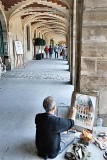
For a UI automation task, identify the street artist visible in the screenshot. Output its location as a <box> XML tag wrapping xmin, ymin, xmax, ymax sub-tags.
<box><xmin>35</xmin><ymin>96</ymin><xmax>77</xmax><ymax>159</ymax></box>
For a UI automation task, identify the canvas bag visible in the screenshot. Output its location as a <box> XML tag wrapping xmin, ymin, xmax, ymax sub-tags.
<box><xmin>65</xmin><ymin>143</ymin><xmax>91</xmax><ymax>160</ymax></box>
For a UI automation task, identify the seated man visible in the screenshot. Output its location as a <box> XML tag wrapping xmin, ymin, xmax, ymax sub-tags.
<box><xmin>35</xmin><ymin>96</ymin><xmax>77</xmax><ymax>159</ymax></box>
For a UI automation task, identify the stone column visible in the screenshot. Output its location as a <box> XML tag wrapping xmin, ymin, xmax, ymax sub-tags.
<box><xmin>22</xmin><ymin>26</ymin><xmax>25</xmax><ymax>65</ymax></box>
<box><xmin>70</xmin><ymin>14</ymin><xmax>74</xmax><ymax>84</ymax></box>
<box><xmin>7</xmin><ymin>22</ymin><xmax>13</xmax><ymax>68</ymax></box>
<box><xmin>80</xmin><ymin>0</ymin><xmax>107</xmax><ymax>125</ymax></box>
<box><xmin>67</xmin><ymin>25</ymin><xmax>70</xmax><ymax>70</ymax></box>
<box><xmin>72</xmin><ymin>0</ymin><xmax>83</xmax><ymax>89</ymax></box>
<box><xmin>72</xmin><ymin>0</ymin><xmax>76</xmax><ymax>86</ymax></box>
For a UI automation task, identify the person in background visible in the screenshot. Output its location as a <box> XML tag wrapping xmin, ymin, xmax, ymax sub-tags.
<box><xmin>44</xmin><ymin>46</ymin><xmax>49</xmax><ymax>59</ymax></box>
<box><xmin>54</xmin><ymin>44</ymin><xmax>59</xmax><ymax>59</ymax></box>
<box><xmin>35</xmin><ymin>96</ymin><xmax>77</xmax><ymax>160</ymax></box>
<box><xmin>49</xmin><ymin>45</ymin><xmax>53</xmax><ymax>59</ymax></box>
<box><xmin>62</xmin><ymin>47</ymin><xmax>66</xmax><ymax>60</ymax></box>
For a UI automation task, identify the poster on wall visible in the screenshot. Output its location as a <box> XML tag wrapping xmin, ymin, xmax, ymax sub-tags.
<box><xmin>73</xmin><ymin>93</ymin><xmax>97</xmax><ymax>131</ymax></box>
<box><xmin>14</xmin><ymin>41</ymin><xmax>23</xmax><ymax>55</ymax></box>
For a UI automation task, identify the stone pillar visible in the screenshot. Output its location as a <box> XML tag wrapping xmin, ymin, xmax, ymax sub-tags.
<box><xmin>67</xmin><ymin>25</ymin><xmax>70</xmax><ymax>70</ymax></box>
<box><xmin>7</xmin><ymin>31</ymin><xmax>15</xmax><ymax>69</ymax></box>
<box><xmin>7</xmin><ymin>22</ymin><xmax>11</xmax><ymax>65</ymax></box>
<box><xmin>75</xmin><ymin>0</ymin><xmax>83</xmax><ymax>91</ymax></box>
<box><xmin>70</xmin><ymin>14</ymin><xmax>74</xmax><ymax>84</ymax></box>
<box><xmin>72</xmin><ymin>0</ymin><xmax>76</xmax><ymax>86</ymax></box>
<box><xmin>22</xmin><ymin>26</ymin><xmax>25</xmax><ymax>65</ymax></box>
<box><xmin>80</xmin><ymin>0</ymin><xmax>107</xmax><ymax>126</ymax></box>
<box><xmin>72</xmin><ymin>0</ymin><xmax>83</xmax><ymax>89</ymax></box>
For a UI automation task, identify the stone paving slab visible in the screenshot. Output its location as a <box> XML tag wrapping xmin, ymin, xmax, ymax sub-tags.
<box><xmin>0</xmin><ymin>59</ymin><xmax>74</xmax><ymax>160</ymax></box>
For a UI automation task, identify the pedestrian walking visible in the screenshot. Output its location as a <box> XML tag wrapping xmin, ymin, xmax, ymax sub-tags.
<box><xmin>54</xmin><ymin>44</ymin><xmax>59</xmax><ymax>59</ymax></box>
<box><xmin>44</xmin><ymin>46</ymin><xmax>49</xmax><ymax>59</ymax></box>
<box><xmin>62</xmin><ymin>47</ymin><xmax>67</xmax><ymax>60</ymax></box>
<box><xmin>49</xmin><ymin>45</ymin><xmax>53</xmax><ymax>59</ymax></box>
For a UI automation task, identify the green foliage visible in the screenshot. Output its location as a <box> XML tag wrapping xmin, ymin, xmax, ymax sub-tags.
<box><xmin>33</xmin><ymin>38</ymin><xmax>46</xmax><ymax>46</ymax></box>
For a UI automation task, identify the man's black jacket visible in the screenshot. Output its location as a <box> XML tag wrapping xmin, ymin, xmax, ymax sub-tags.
<box><xmin>35</xmin><ymin>113</ymin><xmax>74</xmax><ymax>159</ymax></box>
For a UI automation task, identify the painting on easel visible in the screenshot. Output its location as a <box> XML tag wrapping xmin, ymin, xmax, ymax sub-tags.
<box><xmin>14</xmin><ymin>41</ymin><xmax>23</xmax><ymax>55</ymax></box>
<box><xmin>14</xmin><ymin>41</ymin><xmax>24</xmax><ymax>68</ymax></box>
<box><xmin>74</xmin><ymin>94</ymin><xmax>97</xmax><ymax>131</ymax></box>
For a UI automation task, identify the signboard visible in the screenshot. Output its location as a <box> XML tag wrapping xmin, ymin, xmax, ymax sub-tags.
<box><xmin>14</xmin><ymin>41</ymin><xmax>23</xmax><ymax>55</ymax></box>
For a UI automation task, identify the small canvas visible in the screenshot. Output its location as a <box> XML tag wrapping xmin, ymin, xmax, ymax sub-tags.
<box><xmin>73</xmin><ymin>93</ymin><xmax>97</xmax><ymax>131</ymax></box>
<box><xmin>57</xmin><ymin>106</ymin><xmax>69</xmax><ymax>119</ymax></box>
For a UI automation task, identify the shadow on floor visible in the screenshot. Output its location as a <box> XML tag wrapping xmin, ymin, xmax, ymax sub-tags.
<box><xmin>15</xmin><ymin>139</ymin><xmax>39</xmax><ymax>159</ymax></box>
<box><xmin>63</xmin><ymin>81</ymin><xmax>71</xmax><ymax>85</ymax></box>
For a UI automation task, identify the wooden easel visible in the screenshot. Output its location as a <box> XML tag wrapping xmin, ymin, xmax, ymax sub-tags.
<box><xmin>16</xmin><ymin>54</ymin><xmax>24</xmax><ymax>68</ymax></box>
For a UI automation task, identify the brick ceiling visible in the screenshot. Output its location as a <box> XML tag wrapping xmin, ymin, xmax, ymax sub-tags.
<box><xmin>0</xmin><ymin>0</ymin><xmax>71</xmax><ymax>37</ymax></box>
<box><xmin>19</xmin><ymin>1</ymin><xmax>68</xmax><ymax>30</ymax></box>
<box><xmin>1</xmin><ymin>0</ymin><xmax>24</xmax><ymax>11</ymax></box>
<box><xmin>47</xmin><ymin>0</ymin><xmax>68</xmax><ymax>9</ymax></box>
<box><xmin>23</xmin><ymin>2</ymin><xmax>53</xmax><ymax>9</ymax></box>
<box><xmin>1</xmin><ymin>0</ymin><xmax>69</xmax><ymax>11</ymax></box>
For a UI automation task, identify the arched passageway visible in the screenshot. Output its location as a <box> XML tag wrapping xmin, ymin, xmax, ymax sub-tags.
<box><xmin>0</xmin><ymin>0</ymin><xmax>107</xmax><ymax>133</ymax></box>
<box><xmin>0</xmin><ymin>0</ymin><xmax>107</xmax><ymax>159</ymax></box>
<box><xmin>0</xmin><ymin>0</ymin><xmax>73</xmax><ymax>70</ymax></box>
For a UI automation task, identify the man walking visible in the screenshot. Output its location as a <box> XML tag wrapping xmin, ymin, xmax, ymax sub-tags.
<box><xmin>54</xmin><ymin>44</ymin><xmax>59</xmax><ymax>59</ymax></box>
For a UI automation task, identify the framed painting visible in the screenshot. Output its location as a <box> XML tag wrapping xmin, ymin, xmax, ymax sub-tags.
<box><xmin>73</xmin><ymin>93</ymin><xmax>97</xmax><ymax>131</ymax></box>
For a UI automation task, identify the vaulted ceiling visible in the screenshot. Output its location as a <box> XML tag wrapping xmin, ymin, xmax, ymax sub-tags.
<box><xmin>0</xmin><ymin>0</ymin><xmax>73</xmax><ymax>41</ymax></box>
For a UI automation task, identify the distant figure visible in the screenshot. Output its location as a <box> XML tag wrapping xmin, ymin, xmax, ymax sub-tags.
<box><xmin>44</xmin><ymin>46</ymin><xmax>49</xmax><ymax>59</ymax></box>
<box><xmin>54</xmin><ymin>44</ymin><xmax>59</xmax><ymax>59</ymax></box>
<box><xmin>62</xmin><ymin>47</ymin><xmax>67</xmax><ymax>60</ymax></box>
<box><xmin>35</xmin><ymin>96</ymin><xmax>77</xmax><ymax>159</ymax></box>
<box><xmin>49</xmin><ymin>45</ymin><xmax>53</xmax><ymax>59</ymax></box>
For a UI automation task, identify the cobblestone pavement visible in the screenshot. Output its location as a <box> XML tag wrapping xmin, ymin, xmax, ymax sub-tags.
<box><xmin>1</xmin><ymin>70</ymin><xmax>69</xmax><ymax>80</ymax></box>
<box><xmin>1</xmin><ymin>59</ymin><xmax>70</xmax><ymax>81</ymax></box>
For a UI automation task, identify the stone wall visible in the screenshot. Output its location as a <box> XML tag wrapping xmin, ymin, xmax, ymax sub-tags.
<box><xmin>80</xmin><ymin>0</ymin><xmax>107</xmax><ymax>125</ymax></box>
